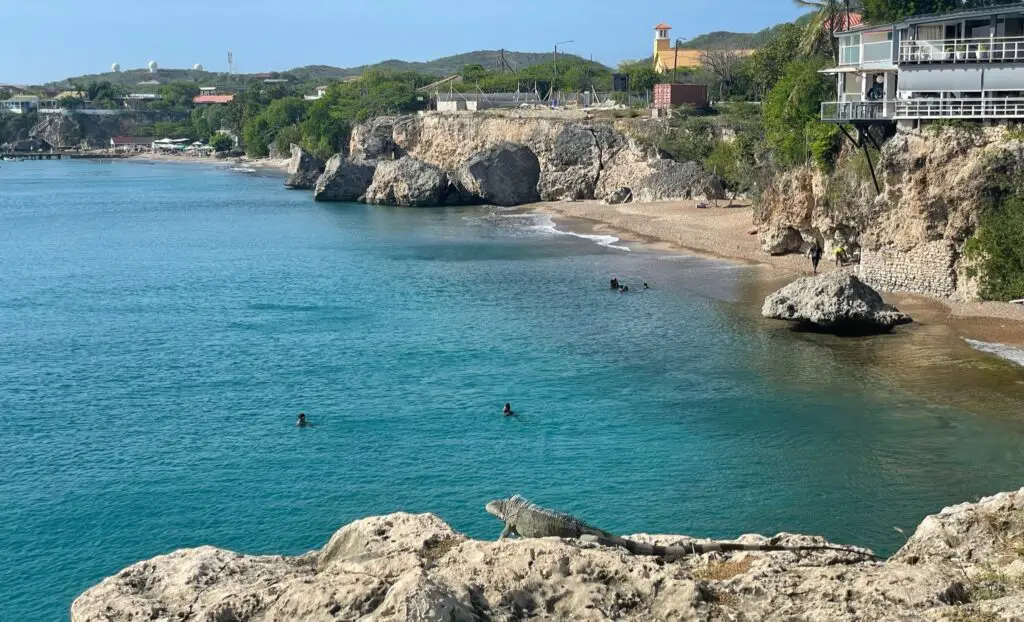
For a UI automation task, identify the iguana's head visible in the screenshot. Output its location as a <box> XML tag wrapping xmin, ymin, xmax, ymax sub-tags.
<box><xmin>486</xmin><ymin>495</ymin><xmax>528</xmax><ymax>521</ymax></box>
<box><xmin>485</xmin><ymin>498</ymin><xmax>508</xmax><ymax>520</ymax></box>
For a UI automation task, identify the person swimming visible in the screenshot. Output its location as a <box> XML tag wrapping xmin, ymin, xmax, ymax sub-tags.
<box><xmin>296</xmin><ymin>412</ymin><xmax>310</xmax><ymax>427</ymax></box>
<box><xmin>610</xmin><ymin>277</ymin><xmax>619</xmax><ymax>290</ymax></box>
<box><xmin>643</xmin><ymin>282</ymin><xmax>649</xmax><ymax>289</ymax></box>
<box><xmin>503</xmin><ymin>403</ymin><xmax>513</xmax><ymax>416</ymax></box>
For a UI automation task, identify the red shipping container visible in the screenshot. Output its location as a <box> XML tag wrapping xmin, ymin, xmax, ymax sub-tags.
<box><xmin>653</xmin><ymin>83</ymin><xmax>709</xmax><ymax>109</ymax></box>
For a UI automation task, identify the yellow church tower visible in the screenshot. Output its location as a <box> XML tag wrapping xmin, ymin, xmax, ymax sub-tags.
<box><xmin>653</xmin><ymin>22</ymin><xmax>673</xmax><ymax>68</ymax></box>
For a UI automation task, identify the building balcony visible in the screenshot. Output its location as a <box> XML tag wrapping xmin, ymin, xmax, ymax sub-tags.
<box><xmin>821</xmin><ymin>100</ymin><xmax>896</xmax><ymax>122</ymax></box>
<box><xmin>894</xmin><ymin>97</ymin><xmax>1024</xmax><ymax>119</ymax></box>
<box><xmin>898</xmin><ymin>37</ymin><xmax>1024</xmax><ymax>64</ymax></box>
<box><xmin>839</xmin><ymin>40</ymin><xmax>894</xmax><ymax>67</ymax></box>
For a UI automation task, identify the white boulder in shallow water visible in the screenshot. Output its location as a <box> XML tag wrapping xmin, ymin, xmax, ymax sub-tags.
<box><xmin>70</xmin><ymin>489</ymin><xmax>1024</xmax><ymax>620</ymax></box>
<box><xmin>762</xmin><ymin>270</ymin><xmax>912</xmax><ymax>334</ymax></box>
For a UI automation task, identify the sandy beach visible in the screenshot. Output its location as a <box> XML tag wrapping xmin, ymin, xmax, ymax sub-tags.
<box><xmin>530</xmin><ymin>198</ymin><xmax>1024</xmax><ymax>347</ymax></box>
<box><xmin>128</xmin><ymin>151</ymin><xmax>291</xmax><ymax>173</ymax></box>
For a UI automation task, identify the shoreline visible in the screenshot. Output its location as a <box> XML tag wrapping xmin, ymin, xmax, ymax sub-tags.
<box><xmin>527</xmin><ymin>199</ymin><xmax>1024</xmax><ymax>349</ymax></box>
<box><xmin>126</xmin><ymin>151</ymin><xmax>291</xmax><ymax>173</ymax></box>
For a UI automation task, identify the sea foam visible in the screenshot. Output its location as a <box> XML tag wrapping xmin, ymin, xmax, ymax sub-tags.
<box><xmin>965</xmin><ymin>338</ymin><xmax>1024</xmax><ymax>367</ymax></box>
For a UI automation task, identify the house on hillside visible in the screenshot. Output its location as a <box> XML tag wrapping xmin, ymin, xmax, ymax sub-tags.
<box><xmin>0</xmin><ymin>95</ymin><xmax>40</xmax><ymax>114</ymax></box>
<box><xmin>304</xmin><ymin>85</ymin><xmax>330</xmax><ymax>101</ymax></box>
<box><xmin>820</xmin><ymin>3</ymin><xmax>1024</xmax><ymax>128</ymax></box>
<box><xmin>651</xmin><ymin>23</ymin><xmax>754</xmax><ymax>73</ymax></box>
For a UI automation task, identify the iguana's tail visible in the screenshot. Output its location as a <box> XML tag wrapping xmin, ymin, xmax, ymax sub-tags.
<box><xmin>581</xmin><ymin>534</ymin><xmax>880</xmax><ymax>560</ymax></box>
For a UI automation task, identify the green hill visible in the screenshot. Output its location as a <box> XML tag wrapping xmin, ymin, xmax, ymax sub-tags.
<box><xmin>679</xmin><ymin>14</ymin><xmax>814</xmax><ymax>49</ymax></box>
<box><xmin>44</xmin><ymin>50</ymin><xmax>597</xmax><ymax>91</ymax></box>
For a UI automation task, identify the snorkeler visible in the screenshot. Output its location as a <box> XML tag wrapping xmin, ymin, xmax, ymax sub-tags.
<box><xmin>503</xmin><ymin>403</ymin><xmax>514</xmax><ymax>416</ymax></box>
<box><xmin>296</xmin><ymin>412</ymin><xmax>310</xmax><ymax>427</ymax></box>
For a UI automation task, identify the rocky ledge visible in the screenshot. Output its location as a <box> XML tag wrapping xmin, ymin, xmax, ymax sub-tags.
<box><xmin>71</xmin><ymin>488</ymin><xmax>1024</xmax><ymax>621</ymax></box>
<box><xmin>762</xmin><ymin>270</ymin><xmax>913</xmax><ymax>334</ymax></box>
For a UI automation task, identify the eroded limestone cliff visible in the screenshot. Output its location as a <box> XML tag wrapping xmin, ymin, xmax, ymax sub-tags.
<box><xmin>755</xmin><ymin>126</ymin><xmax>1024</xmax><ymax>301</ymax></box>
<box><xmin>341</xmin><ymin>111</ymin><xmax>724</xmax><ymax>206</ymax></box>
<box><xmin>71</xmin><ymin>488</ymin><xmax>1024</xmax><ymax>621</ymax></box>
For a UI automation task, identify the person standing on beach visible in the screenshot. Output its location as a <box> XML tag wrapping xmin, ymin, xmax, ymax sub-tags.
<box><xmin>808</xmin><ymin>242</ymin><xmax>823</xmax><ymax>275</ymax></box>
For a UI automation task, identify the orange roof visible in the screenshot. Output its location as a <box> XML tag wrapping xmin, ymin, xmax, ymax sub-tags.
<box><xmin>824</xmin><ymin>11</ymin><xmax>863</xmax><ymax>31</ymax></box>
<box><xmin>193</xmin><ymin>95</ymin><xmax>234</xmax><ymax>104</ymax></box>
<box><xmin>655</xmin><ymin>23</ymin><xmax>672</xmax><ymax>30</ymax></box>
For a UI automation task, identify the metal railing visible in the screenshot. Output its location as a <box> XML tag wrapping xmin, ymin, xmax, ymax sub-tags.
<box><xmin>821</xmin><ymin>100</ymin><xmax>895</xmax><ymax>121</ymax></box>
<box><xmin>839</xmin><ymin>41</ymin><xmax>893</xmax><ymax>66</ymax></box>
<box><xmin>898</xmin><ymin>36</ymin><xmax>1024</xmax><ymax>63</ymax></box>
<box><xmin>894</xmin><ymin>97</ymin><xmax>1024</xmax><ymax>118</ymax></box>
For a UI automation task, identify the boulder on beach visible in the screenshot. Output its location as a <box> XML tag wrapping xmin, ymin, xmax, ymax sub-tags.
<box><xmin>762</xmin><ymin>270</ymin><xmax>913</xmax><ymax>334</ymax></box>
<box><xmin>70</xmin><ymin>488</ymin><xmax>1024</xmax><ymax>621</ymax></box>
<box><xmin>364</xmin><ymin>157</ymin><xmax>449</xmax><ymax>207</ymax></box>
<box><xmin>455</xmin><ymin>142</ymin><xmax>540</xmax><ymax>206</ymax></box>
<box><xmin>603</xmin><ymin>187</ymin><xmax>633</xmax><ymax>205</ymax></box>
<box><xmin>312</xmin><ymin>154</ymin><xmax>375</xmax><ymax>202</ymax></box>
<box><xmin>761</xmin><ymin>225</ymin><xmax>805</xmax><ymax>255</ymax></box>
<box><xmin>283</xmin><ymin>144</ymin><xmax>325</xmax><ymax>190</ymax></box>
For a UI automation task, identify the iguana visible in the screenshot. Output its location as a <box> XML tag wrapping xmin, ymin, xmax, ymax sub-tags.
<box><xmin>485</xmin><ymin>495</ymin><xmax>880</xmax><ymax>560</ymax></box>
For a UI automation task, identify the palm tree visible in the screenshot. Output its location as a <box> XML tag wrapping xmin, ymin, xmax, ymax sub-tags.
<box><xmin>794</xmin><ymin>0</ymin><xmax>859</xmax><ymax>61</ymax></box>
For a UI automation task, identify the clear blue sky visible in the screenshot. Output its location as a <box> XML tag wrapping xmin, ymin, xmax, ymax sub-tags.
<box><xmin>1</xmin><ymin>0</ymin><xmax>806</xmax><ymax>84</ymax></box>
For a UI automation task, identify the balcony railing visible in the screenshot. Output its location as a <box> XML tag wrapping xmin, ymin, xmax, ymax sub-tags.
<box><xmin>894</xmin><ymin>97</ymin><xmax>1024</xmax><ymax>118</ymax></box>
<box><xmin>898</xmin><ymin>36</ymin><xmax>1024</xmax><ymax>63</ymax></box>
<box><xmin>821</xmin><ymin>100</ymin><xmax>895</xmax><ymax>122</ymax></box>
<box><xmin>838</xmin><ymin>41</ymin><xmax>894</xmax><ymax>66</ymax></box>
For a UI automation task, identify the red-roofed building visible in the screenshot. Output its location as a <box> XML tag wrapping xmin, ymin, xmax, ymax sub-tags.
<box><xmin>193</xmin><ymin>94</ymin><xmax>234</xmax><ymax>106</ymax></box>
<box><xmin>824</xmin><ymin>11</ymin><xmax>863</xmax><ymax>32</ymax></box>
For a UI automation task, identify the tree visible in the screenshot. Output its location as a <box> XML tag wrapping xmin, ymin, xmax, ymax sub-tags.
<box><xmin>209</xmin><ymin>133</ymin><xmax>234</xmax><ymax>152</ymax></box>
<box><xmin>699</xmin><ymin>50</ymin><xmax>755</xmax><ymax>100</ymax></box>
<box><xmin>793</xmin><ymin>0</ymin><xmax>860</xmax><ymax>60</ymax></box>
<box><xmin>748</xmin><ymin>23</ymin><xmax>805</xmax><ymax>98</ymax></box>
<box><xmin>617</xmin><ymin>60</ymin><xmax>662</xmax><ymax>94</ymax></box>
<box><xmin>762</xmin><ymin>57</ymin><xmax>835</xmax><ymax>167</ymax></box>
<box><xmin>861</xmin><ymin>0</ymin><xmax>966</xmax><ymax>23</ymax></box>
<box><xmin>157</xmin><ymin>82</ymin><xmax>200</xmax><ymax>109</ymax></box>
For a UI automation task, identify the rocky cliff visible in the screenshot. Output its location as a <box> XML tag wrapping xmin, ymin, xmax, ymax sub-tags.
<box><xmin>71</xmin><ymin>488</ymin><xmax>1024</xmax><ymax>621</ymax></box>
<box><xmin>754</xmin><ymin>126</ymin><xmax>1024</xmax><ymax>301</ymax></box>
<box><xmin>25</xmin><ymin>111</ymin><xmax>191</xmax><ymax>150</ymax></box>
<box><xmin>337</xmin><ymin>111</ymin><xmax>723</xmax><ymax>206</ymax></box>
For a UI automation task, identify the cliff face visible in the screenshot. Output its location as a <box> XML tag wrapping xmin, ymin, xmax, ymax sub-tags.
<box><xmin>347</xmin><ymin>111</ymin><xmax>724</xmax><ymax>204</ymax></box>
<box><xmin>28</xmin><ymin>111</ymin><xmax>191</xmax><ymax>150</ymax></box>
<box><xmin>755</xmin><ymin>127</ymin><xmax>1024</xmax><ymax>300</ymax></box>
<box><xmin>71</xmin><ymin>489</ymin><xmax>1024</xmax><ymax>621</ymax></box>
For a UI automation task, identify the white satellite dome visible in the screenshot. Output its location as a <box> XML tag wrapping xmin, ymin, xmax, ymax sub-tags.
<box><xmin>148</xmin><ymin>60</ymin><xmax>158</xmax><ymax>72</ymax></box>
<box><xmin>111</xmin><ymin>63</ymin><xmax>121</xmax><ymax>73</ymax></box>
<box><xmin>193</xmin><ymin>63</ymin><xmax>204</xmax><ymax>71</ymax></box>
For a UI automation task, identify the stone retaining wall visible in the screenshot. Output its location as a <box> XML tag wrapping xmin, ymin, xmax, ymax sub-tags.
<box><xmin>857</xmin><ymin>241</ymin><xmax>958</xmax><ymax>298</ymax></box>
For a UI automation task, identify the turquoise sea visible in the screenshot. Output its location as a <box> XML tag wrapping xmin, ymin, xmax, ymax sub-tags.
<box><xmin>3</xmin><ymin>160</ymin><xmax>1024</xmax><ymax>620</ymax></box>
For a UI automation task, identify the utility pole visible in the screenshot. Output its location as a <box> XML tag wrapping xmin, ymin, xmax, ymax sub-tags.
<box><xmin>553</xmin><ymin>39</ymin><xmax>574</xmax><ymax>97</ymax></box>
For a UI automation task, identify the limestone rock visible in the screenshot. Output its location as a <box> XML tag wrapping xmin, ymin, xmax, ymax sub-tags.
<box><xmin>284</xmin><ymin>144</ymin><xmax>325</xmax><ymax>190</ymax></box>
<box><xmin>604</xmin><ymin>187</ymin><xmax>633</xmax><ymax>205</ymax></box>
<box><xmin>364</xmin><ymin>157</ymin><xmax>449</xmax><ymax>207</ymax></box>
<box><xmin>630</xmin><ymin>160</ymin><xmax>726</xmax><ymax>203</ymax></box>
<box><xmin>313</xmin><ymin>154</ymin><xmax>375</xmax><ymax>202</ymax></box>
<box><xmin>761</xmin><ymin>225</ymin><xmax>805</xmax><ymax>255</ymax></box>
<box><xmin>762</xmin><ymin>270</ymin><xmax>913</xmax><ymax>333</ymax></box>
<box><xmin>72</xmin><ymin>489</ymin><xmax>1024</xmax><ymax>621</ymax></box>
<box><xmin>455</xmin><ymin>142</ymin><xmax>540</xmax><ymax>206</ymax></box>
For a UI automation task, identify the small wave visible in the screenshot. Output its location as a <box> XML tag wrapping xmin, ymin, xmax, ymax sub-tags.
<box><xmin>964</xmin><ymin>338</ymin><xmax>1024</xmax><ymax>367</ymax></box>
<box><xmin>529</xmin><ymin>214</ymin><xmax>631</xmax><ymax>252</ymax></box>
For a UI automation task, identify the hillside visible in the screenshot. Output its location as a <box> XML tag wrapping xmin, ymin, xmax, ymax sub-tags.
<box><xmin>679</xmin><ymin>13</ymin><xmax>813</xmax><ymax>49</ymax></box>
<box><xmin>44</xmin><ymin>50</ymin><xmax>597</xmax><ymax>90</ymax></box>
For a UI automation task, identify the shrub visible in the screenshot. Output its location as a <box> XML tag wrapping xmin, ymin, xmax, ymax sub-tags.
<box><xmin>209</xmin><ymin>133</ymin><xmax>234</xmax><ymax>152</ymax></box>
<box><xmin>965</xmin><ymin>196</ymin><xmax>1024</xmax><ymax>301</ymax></box>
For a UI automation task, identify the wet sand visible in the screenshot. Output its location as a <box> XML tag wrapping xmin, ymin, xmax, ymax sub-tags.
<box><xmin>528</xmin><ymin>199</ymin><xmax>1024</xmax><ymax>348</ymax></box>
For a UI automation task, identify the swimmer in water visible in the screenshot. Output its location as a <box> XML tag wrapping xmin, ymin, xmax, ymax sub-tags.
<box><xmin>503</xmin><ymin>403</ymin><xmax>513</xmax><ymax>416</ymax></box>
<box><xmin>296</xmin><ymin>412</ymin><xmax>310</xmax><ymax>427</ymax></box>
